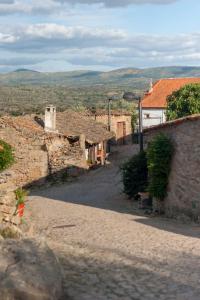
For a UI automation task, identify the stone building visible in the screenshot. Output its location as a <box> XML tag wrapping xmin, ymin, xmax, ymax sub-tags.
<box><xmin>142</xmin><ymin>78</ymin><xmax>200</xmax><ymax>128</ymax></box>
<box><xmin>144</xmin><ymin>114</ymin><xmax>200</xmax><ymax>221</ymax></box>
<box><xmin>91</xmin><ymin>110</ymin><xmax>132</xmax><ymax>145</ymax></box>
<box><xmin>0</xmin><ymin>107</ymin><xmax>113</xmax><ymax>224</ymax></box>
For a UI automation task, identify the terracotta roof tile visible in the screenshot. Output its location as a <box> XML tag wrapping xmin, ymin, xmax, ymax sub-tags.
<box><xmin>142</xmin><ymin>78</ymin><xmax>200</xmax><ymax>108</ymax></box>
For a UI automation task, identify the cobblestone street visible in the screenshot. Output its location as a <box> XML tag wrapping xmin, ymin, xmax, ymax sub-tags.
<box><xmin>28</xmin><ymin>146</ymin><xmax>200</xmax><ymax>300</ymax></box>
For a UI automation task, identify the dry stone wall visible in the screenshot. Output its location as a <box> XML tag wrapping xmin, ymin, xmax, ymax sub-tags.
<box><xmin>46</xmin><ymin>135</ymin><xmax>87</xmax><ymax>180</ymax></box>
<box><xmin>0</xmin><ymin>120</ymin><xmax>87</xmax><ymax>225</ymax></box>
<box><xmin>144</xmin><ymin>117</ymin><xmax>200</xmax><ymax>221</ymax></box>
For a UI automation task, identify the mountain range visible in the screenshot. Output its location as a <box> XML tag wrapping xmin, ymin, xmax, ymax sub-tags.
<box><xmin>1</xmin><ymin>66</ymin><xmax>200</xmax><ymax>87</ymax></box>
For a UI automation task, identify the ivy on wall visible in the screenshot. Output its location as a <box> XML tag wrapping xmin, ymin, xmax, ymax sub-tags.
<box><xmin>147</xmin><ymin>134</ymin><xmax>173</xmax><ymax>200</ymax></box>
<box><xmin>121</xmin><ymin>134</ymin><xmax>174</xmax><ymax>205</ymax></box>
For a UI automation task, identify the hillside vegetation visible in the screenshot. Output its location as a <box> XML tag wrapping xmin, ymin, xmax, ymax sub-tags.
<box><xmin>1</xmin><ymin>66</ymin><xmax>200</xmax><ymax>115</ymax></box>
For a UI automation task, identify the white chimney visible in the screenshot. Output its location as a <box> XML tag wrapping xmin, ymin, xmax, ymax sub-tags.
<box><xmin>45</xmin><ymin>105</ymin><xmax>56</xmax><ymax>132</ymax></box>
<box><xmin>149</xmin><ymin>78</ymin><xmax>153</xmax><ymax>93</ymax></box>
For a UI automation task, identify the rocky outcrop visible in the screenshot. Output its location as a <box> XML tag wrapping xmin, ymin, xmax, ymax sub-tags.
<box><xmin>0</xmin><ymin>238</ymin><xmax>63</xmax><ymax>300</ymax></box>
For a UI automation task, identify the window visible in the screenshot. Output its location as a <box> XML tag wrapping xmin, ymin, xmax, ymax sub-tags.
<box><xmin>144</xmin><ymin>114</ymin><xmax>150</xmax><ymax>119</ymax></box>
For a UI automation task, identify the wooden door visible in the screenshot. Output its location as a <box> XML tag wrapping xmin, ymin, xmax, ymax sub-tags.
<box><xmin>117</xmin><ymin>122</ymin><xmax>126</xmax><ymax>145</ymax></box>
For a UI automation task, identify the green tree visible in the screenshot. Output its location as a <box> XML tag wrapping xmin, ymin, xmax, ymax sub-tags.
<box><xmin>131</xmin><ymin>110</ymin><xmax>138</xmax><ymax>132</ymax></box>
<box><xmin>166</xmin><ymin>83</ymin><xmax>200</xmax><ymax>121</ymax></box>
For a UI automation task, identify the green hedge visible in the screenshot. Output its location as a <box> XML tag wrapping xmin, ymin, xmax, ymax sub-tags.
<box><xmin>147</xmin><ymin>134</ymin><xmax>173</xmax><ymax>200</ymax></box>
<box><xmin>121</xmin><ymin>151</ymin><xmax>148</xmax><ymax>198</ymax></box>
<box><xmin>0</xmin><ymin>140</ymin><xmax>14</xmax><ymax>172</ymax></box>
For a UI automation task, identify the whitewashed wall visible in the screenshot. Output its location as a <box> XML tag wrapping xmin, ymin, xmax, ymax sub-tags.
<box><xmin>142</xmin><ymin>109</ymin><xmax>166</xmax><ymax>128</ymax></box>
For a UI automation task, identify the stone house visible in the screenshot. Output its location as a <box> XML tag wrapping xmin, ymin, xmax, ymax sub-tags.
<box><xmin>144</xmin><ymin>114</ymin><xmax>200</xmax><ymax>221</ymax></box>
<box><xmin>44</xmin><ymin>106</ymin><xmax>114</xmax><ymax>166</ymax></box>
<box><xmin>142</xmin><ymin>78</ymin><xmax>200</xmax><ymax>128</ymax></box>
<box><xmin>0</xmin><ymin>107</ymin><xmax>113</xmax><ymax>224</ymax></box>
<box><xmin>91</xmin><ymin>110</ymin><xmax>132</xmax><ymax>145</ymax></box>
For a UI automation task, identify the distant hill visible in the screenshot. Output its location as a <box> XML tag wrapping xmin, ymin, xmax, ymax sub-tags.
<box><xmin>13</xmin><ymin>68</ymin><xmax>40</xmax><ymax>73</ymax></box>
<box><xmin>1</xmin><ymin>66</ymin><xmax>200</xmax><ymax>87</ymax></box>
<box><xmin>1</xmin><ymin>66</ymin><xmax>200</xmax><ymax>116</ymax></box>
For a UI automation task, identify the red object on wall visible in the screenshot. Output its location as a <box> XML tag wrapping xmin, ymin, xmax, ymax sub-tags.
<box><xmin>18</xmin><ymin>203</ymin><xmax>25</xmax><ymax>217</ymax></box>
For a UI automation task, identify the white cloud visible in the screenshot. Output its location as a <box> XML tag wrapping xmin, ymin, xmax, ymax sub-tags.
<box><xmin>55</xmin><ymin>0</ymin><xmax>179</xmax><ymax>7</ymax></box>
<box><xmin>0</xmin><ymin>0</ymin><xmax>63</xmax><ymax>15</ymax></box>
<box><xmin>0</xmin><ymin>24</ymin><xmax>127</xmax><ymax>51</ymax></box>
<box><xmin>1</xmin><ymin>23</ymin><xmax>200</xmax><ymax>69</ymax></box>
<box><xmin>0</xmin><ymin>0</ymin><xmax>180</xmax><ymax>16</ymax></box>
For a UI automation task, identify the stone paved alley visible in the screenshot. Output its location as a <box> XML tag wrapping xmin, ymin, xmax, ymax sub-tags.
<box><xmin>28</xmin><ymin>146</ymin><xmax>200</xmax><ymax>300</ymax></box>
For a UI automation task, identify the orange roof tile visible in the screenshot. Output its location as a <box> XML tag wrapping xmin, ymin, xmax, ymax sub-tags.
<box><xmin>142</xmin><ymin>78</ymin><xmax>200</xmax><ymax>109</ymax></box>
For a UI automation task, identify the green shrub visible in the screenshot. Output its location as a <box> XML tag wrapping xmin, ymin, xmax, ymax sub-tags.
<box><xmin>121</xmin><ymin>151</ymin><xmax>148</xmax><ymax>199</ymax></box>
<box><xmin>0</xmin><ymin>226</ymin><xmax>20</xmax><ymax>239</ymax></box>
<box><xmin>15</xmin><ymin>188</ymin><xmax>29</xmax><ymax>205</ymax></box>
<box><xmin>147</xmin><ymin>134</ymin><xmax>173</xmax><ymax>200</ymax></box>
<box><xmin>0</xmin><ymin>140</ymin><xmax>14</xmax><ymax>172</ymax></box>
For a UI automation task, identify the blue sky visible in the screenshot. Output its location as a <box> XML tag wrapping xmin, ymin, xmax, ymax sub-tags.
<box><xmin>0</xmin><ymin>0</ymin><xmax>200</xmax><ymax>72</ymax></box>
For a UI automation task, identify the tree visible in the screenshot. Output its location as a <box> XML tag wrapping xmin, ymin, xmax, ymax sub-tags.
<box><xmin>166</xmin><ymin>83</ymin><xmax>200</xmax><ymax>121</ymax></box>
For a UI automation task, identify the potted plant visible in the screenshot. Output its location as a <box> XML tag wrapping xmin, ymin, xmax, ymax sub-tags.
<box><xmin>14</xmin><ymin>188</ymin><xmax>28</xmax><ymax>218</ymax></box>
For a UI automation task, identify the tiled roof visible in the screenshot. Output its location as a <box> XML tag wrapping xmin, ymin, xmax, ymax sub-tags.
<box><xmin>0</xmin><ymin>115</ymin><xmax>44</xmax><ymax>135</ymax></box>
<box><xmin>143</xmin><ymin>113</ymin><xmax>200</xmax><ymax>133</ymax></box>
<box><xmin>142</xmin><ymin>78</ymin><xmax>200</xmax><ymax>109</ymax></box>
<box><xmin>56</xmin><ymin>110</ymin><xmax>114</xmax><ymax>144</ymax></box>
<box><xmin>0</xmin><ymin>111</ymin><xmax>114</xmax><ymax>144</ymax></box>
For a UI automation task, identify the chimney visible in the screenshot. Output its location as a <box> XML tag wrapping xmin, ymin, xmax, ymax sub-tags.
<box><xmin>149</xmin><ymin>78</ymin><xmax>153</xmax><ymax>93</ymax></box>
<box><xmin>45</xmin><ymin>105</ymin><xmax>56</xmax><ymax>132</ymax></box>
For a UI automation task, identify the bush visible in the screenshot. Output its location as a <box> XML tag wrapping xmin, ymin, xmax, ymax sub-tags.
<box><xmin>0</xmin><ymin>140</ymin><xmax>14</xmax><ymax>172</ymax></box>
<box><xmin>0</xmin><ymin>226</ymin><xmax>20</xmax><ymax>239</ymax></box>
<box><xmin>147</xmin><ymin>134</ymin><xmax>173</xmax><ymax>200</ymax></box>
<box><xmin>121</xmin><ymin>151</ymin><xmax>148</xmax><ymax>199</ymax></box>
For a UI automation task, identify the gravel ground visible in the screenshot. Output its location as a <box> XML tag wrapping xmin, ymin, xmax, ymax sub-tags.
<box><xmin>27</xmin><ymin>145</ymin><xmax>200</xmax><ymax>300</ymax></box>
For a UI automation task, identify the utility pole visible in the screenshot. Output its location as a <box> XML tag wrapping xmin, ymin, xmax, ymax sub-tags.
<box><xmin>108</xmin><ymin>98</ymin><xmax>112</xmax><ymax>132</ymax></box>
<box><xmin>138</xmin><ymin>96</ymin><xmax>143</xmax><ymax>152</ymax></box>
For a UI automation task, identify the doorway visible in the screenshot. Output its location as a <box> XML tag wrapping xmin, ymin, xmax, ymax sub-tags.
<box><xmin>117</xmin><ymin>122</ymin><xmax>126</xmax><ymax>145</ymax></box>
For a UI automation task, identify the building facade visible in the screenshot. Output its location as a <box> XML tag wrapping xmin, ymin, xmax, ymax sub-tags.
<box><xmin>92</xmin><ymin>111</ymin><xmax>133</xmax><ymax>145</ymax></box>
<box><xmin>142</xmin><ymin>78</ymin><xmax>200</xmax><ymax>128</ymax></box>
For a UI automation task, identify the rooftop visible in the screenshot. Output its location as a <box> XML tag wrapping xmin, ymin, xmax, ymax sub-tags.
<box><xmin>0</xmin><ymin>110</ymin><xmax>114</xmax><ymax>144</ymax></box>
<box><xmin>142</xmin><ymin>78</ymin><xmax>200</xmax><ymax>109</ymax></box>
<box><xmin>56</xmin><ymin>110</ymin><xmax>114</xmax><ymax>144</ymax></box>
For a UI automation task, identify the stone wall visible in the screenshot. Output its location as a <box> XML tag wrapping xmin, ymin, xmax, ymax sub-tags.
<box><xmin>46</xmin><ymin>134</ymin><xmax>87</xmax><ymax>180</ymax></box>
<box><xmin>94</xmin><ymin>114</ymin><xmax>132</xmax><ymax>144</ymax></box>
<box><xmin>144</xmin><ymin>116</ymin><xmax>200</xmax><ymax>221</ymax></box>
<box><xmin>0</xmin><ymin>122</ymin><xmax>87</xmax><ymax>225</ymax></box>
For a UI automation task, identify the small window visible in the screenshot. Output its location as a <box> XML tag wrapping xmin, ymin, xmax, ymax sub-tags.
<box><xmin>144</xmin><ymin>114</ymin><xmax>150</xmax><ymax>119</ymax></box>
<box><xmin>47</xmin><ymin>108</ymin><xmax>50</xmax><ymax>112</ymax></box>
